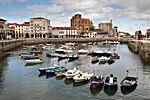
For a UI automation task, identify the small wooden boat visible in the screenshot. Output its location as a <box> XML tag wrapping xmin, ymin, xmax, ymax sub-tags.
<box><xmin>111</xmin><ymin>52</ymin><xmax>120</xmax><ymax>59</ymax></box>
<box><xmin>99</xmin><ymin>56</ymin><xmax>109</xmax><ymax>64</ymax></box>
<box><xmin>78</xmin><ymin>49</ymin><xmax>89</xmax><ymax>54</ymax></box>
<box><xmin>19</xmin><ymin>53</ymin><xmax>34</xmax><ymax>58</ymax></box>
<box><xmin>91</xmin><ymin>57</ymin><xmax>99</xmax><ymax>64</ymax></box>
<box><xmin>107</xmin><ymin>59</ymin><xmax>115</xmax><ymax>65</ymax></box>
<box><xmin>46</xmin><ymin>52</ymin><xmax>61</xmax><ymax>57</ymax></box>
<box><xmin>121</xmin><ymin>84</ymin><xmax>137</xmax><ymax>95</ymax></box>
<box><xmin>90</xmin><ymin>76</ymin><xmax>105</xmax><ymax>88</ymax></box>
<box><xmin>68</xmin><ymin>54</ymin><xmax>78</xmax><ymax>60</ymax></box>
<box><xmin>58</xmin><ymin>54</ymin><xmax>68</xmax><ymax>60</ymax></box>
<box><xmin>104</xmin><ymin>74</ymin><xmax>117</xmax><ymax>87</ymax></box>
<box><xmin>25</xmin><ymin>59</ymin><xmax>43</xmax><ymax>64</ymax></box>
<box><xmin>65</xmin><ymin>68</ymin><xmax>81</xmax><ymax>79</ymax></box>
<box><xmin>38</xmin><ymin>64</ymin><xmax>58</xmax><ymax>73</ymax></box>
<box><xmin>30</xmin><ymin>51</ymin><xmax>43</xmax><ymax>54</ymax></box>
<box><xmin>55</xmin><ymin>70</ymin><xmax>66</xmax><ymax>76</ymax></box>
<box><xmin>23</xmin><ymin>55</ymin><xmax>39</xmax><ymax>60</ymax></box>
<box><xmin>46</xmin><ymin>66</ymin><xmax>67</xmax><ymax>75</ymax></box>
<box><xmin>120</xmin><ymin>69</ymin><xmax>138</xmax><ymax>87</ymax></box>
<box><xmin>73</xmin><ymin>72</ymin><xmax>94</xmax><ymax>83</ymax></box>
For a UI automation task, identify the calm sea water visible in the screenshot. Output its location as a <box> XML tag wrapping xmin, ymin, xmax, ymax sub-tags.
<box><xmin>0</xmin><ymin>44</ymin><xmax>150</xmax><ymax>100</ymax></box>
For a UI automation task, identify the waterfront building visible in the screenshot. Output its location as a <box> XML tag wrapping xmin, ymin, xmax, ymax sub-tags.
<box><xmin>8</xmin><ymin>22</ymin><xmax>30</xmax><ymax>39</ymax></box>
<box><xmin>99</xmin><ymin>20</ymin><xmax>113</xmax><ymax>32</ymax></box>
<box><xmin>98</xmin><ymin>20</ymin><xmax>119</xmax><ymax>37</ymax></box>
<box><xmin>51</xmin><ymin>27</ymin><xmax>78</xmax><ymax>38</ymax></box>
<box><xmin>82</xmin><ymin>31</ymin><xmax>97</xmax><ymax>38</ymax></box>
<box><xmin>146</xmin><ymin>29</ymin><xmax>150</xmax><ymax>39</ymax></box>
<box><xmin>118</xmin><ymin>31</ymin><xmax>130</xmax><ymax>38</ymax></box>
<box><xmin>29</xmin><ymin>17</ymin><xmax>51</xmax><ymax>38</ymax></box>
<box><xmin>135</xmin><ymin>30</ymin><xmax>142</xmax><ymax>40</ymax></box>
<box><xmin>0</xmin><ymin>18</ymin><xmax>15</xmax><ymax>40</ymax></box>
<box><xmin>70</xmin><ymin>14</ymin><xmax>94</xmax><ymax>33</ymax></box>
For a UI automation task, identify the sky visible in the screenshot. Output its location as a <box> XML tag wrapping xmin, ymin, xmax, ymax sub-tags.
<box><xmin>0</xmin><ymin>0</ymin><xmax>150</xmax><ymax>35</ymax></box>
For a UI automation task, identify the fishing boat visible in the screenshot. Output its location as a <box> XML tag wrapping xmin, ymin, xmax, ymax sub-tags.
<box><xmin>104</xmin><ymin>74</ymin><xmax>117</xmax><ymax>87</ymax></box>
<box><xmin>65</xmin><ymin>68</ymin><xmax>81</xmax><ymax>79</ymax></box>
<box><xmin>91</xmin><ymin>57</ymin><xmax>99</xmax><ymax>64</ymax></box>
<box><xmin>25</xmin><ymin>59</ymin><xmax>43</xmax><ymax>64</ymax></box>
<box><xmin>120</xmin><ymin>69</ymin><xmax>138</xmax><ymax>88</ymax></box>
<box><xmin>90</xmin><ymin>76</ymin><xmax>105</xmax><ymax>88</ymax></box>
<box><xmin>73</xmin><ymin>72</ymin><xmax>94</xmax><ymax>83</ymax></box>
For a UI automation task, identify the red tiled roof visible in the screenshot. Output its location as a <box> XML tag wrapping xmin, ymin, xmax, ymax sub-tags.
<box><xmin>8</xmin><ymin>22</ymin><xmax>30</xmax><ymax>26</ymax></box>
<box><xmin>30</xmin><ymin>17</ymin><xmax>49</xmax><ymax>21</ymax></box>
<box><xmin>52</xmin><ymin>27</ymin><xmax>77</xmax><ymax>30</ymax></box>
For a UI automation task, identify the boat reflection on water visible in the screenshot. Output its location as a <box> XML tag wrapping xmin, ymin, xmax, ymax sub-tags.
<box><xmin>89</xmin><ymin>86</ymin><xmax>103</xmax><ymax>95</ymax></box>
<box><xmin>104</xmin><ymin>85</ymin><xmax>118</xmax><ymax>96</ymax></box>
<box><xmin>64</xmin><ymin>78</ymin><xmax>74</xmax><ymax>85</ymax></box>
<box><xmin>46</xmin><ymin>74</ymin><xmax>55</xmax><ymax>79</ymax></box>
<box><xmin>73</xmin><ymin>81</ymin><xmax>88</xmax><ymax>87</ymax></box>
<box><xmin>55</xmin><ymin>76</ymin><xmax>65</xmax><ymax>80</ymax></box>
<box><xmin>38</xmin><ymin>72</ymin><xmax>46</xmax><ymax>77</ymax></box>
<box><xmin>121</xmin><ymin>84</ymin><xmax>137</xmax><ymax>95</ymax></box>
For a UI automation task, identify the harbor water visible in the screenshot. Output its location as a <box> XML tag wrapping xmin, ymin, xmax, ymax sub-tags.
<box><xmin>0</xmin><ymin>44</ymin><xmax>150</xmax><ymax>100</ymax></box>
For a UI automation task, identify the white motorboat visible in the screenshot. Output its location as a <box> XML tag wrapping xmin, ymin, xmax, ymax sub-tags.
<box><xmin>65</xmin><ymin>68</ymin><xmax>81</xmax><ymax>79</ymax></box>
<box><xmin>73</xmin><ymin>72</ymin><xmax>94</xmax><ymax>83</ymax></box>
<box><xmin>25</xmin><ymin>59</ymin><xmax>43</xmax><ymax>64</ymax></box>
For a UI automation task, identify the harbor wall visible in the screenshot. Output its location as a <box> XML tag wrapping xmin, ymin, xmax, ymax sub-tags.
<box><xmin>128</xmin><ymin>40</ymin><xmax>150</xmax><ymax>63</ymax></box>
<box><xmin>0</xmin><ymin>39</ymin><xmax>24</xmax><ymax>57</ymax></box>
<box><xmin>0</xmin><ymin>38</ymin><xmax>128</xmax><ymax>57</ymax></box>
<box><xmin>23</xmin><ymin>38</ymin><xmax>128</xmax><ymax>45</ymax></box>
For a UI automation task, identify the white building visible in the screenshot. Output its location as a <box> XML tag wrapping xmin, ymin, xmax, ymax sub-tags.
<box><xmin>83</xmin><ymin>32</ymin><xmax>97</xmax><ymax>38</ymax></box>
<box><xmin>29</xmin><ymin>17</ymin><xmax>51</xmax><ymax>38</ymax></box>
<box><xmin>51</xmin><ymin>27</ymin><xmax>78</xmax><ymax>38</ymax></box>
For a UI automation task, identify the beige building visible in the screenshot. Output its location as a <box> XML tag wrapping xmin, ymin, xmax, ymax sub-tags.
<box><xmin>99</xmin><ymin>20</ymin><xmax>113</xmax><ymax>32</ymax></box>
<box><xmin>8</xmin><ymin>22</ymin><xmax>30</xmax><ymax>39</ymax></box>
<box><xmin>29</xmin><ymin>17</ymin><xmax>51</xmax><ymax>38</ymax></box>
<box><xmin>71</xmin><ymin>14</ymin><xmax>94</xmax><ymax>33</ymax></box>
<box><xmin>0</xmin><ymin>18</ymin><xmax>15</xmax><ymax>40</ymax></box>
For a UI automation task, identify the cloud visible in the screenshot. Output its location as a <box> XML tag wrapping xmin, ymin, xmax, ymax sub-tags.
<box><xmin>27</xmin><ymin>4</ymin><xmax>64</xmax><ymax>15</ymax></box>
<box><xmin>0</xmin><ymin>0</ymin><xmax>27</xmax><ymax>3</ymax></box>
<box><xmin>1</xmin><ymin>0</ymin><xmax>150</xmax><ymax>34</ymax></box>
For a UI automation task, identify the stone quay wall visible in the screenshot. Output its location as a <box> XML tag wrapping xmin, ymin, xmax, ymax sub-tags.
<box><xmin>0</xmin><ymin>39</ymin><xmax>24</xmax><ymax>57</ymax></box>
<box><xmin>128</xmin><ymin>40</ymin><xmax>150</xmax><ymax>63</ymax></box>
<box><xmin>0</xmin><ymin>38</ymin><xmax>128</xmax><ymax>57</ymax></box>
<box><xmin>23</xmin><ymin>37</ymin><xmax>128</xmax><ymax>45</ymax></box>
